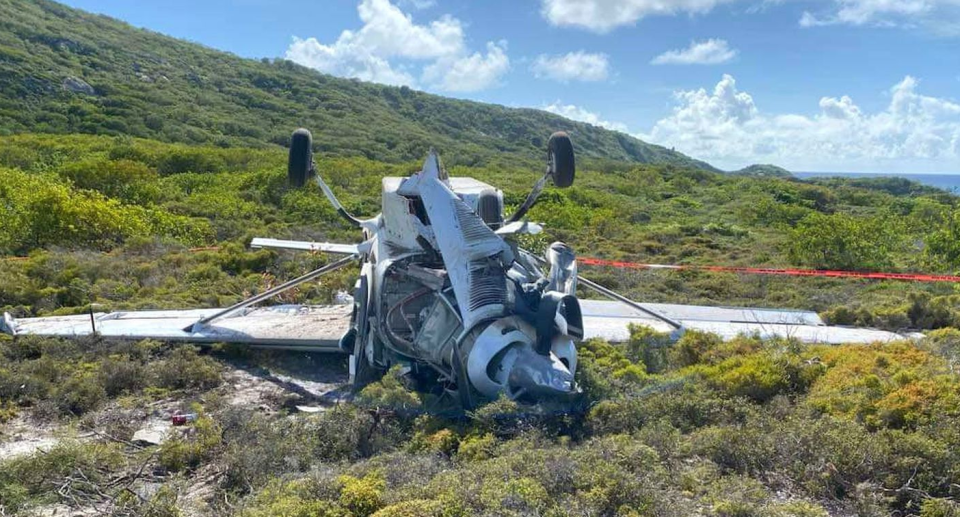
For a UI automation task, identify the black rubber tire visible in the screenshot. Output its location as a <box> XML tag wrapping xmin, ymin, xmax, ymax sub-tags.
<box><xmin>547</xmin><ymin>132</ymin><xmax>575</xmax><ymax>188</ymax></box>
<box><xmin>477</xmin><ymin>188</ymin><xmax>503</xmax><ymax>229</ymax></box>
<box><xmin>288</xmin><ymin>128</ymin><xmax>314</xmax><ymax>188</ymax></box>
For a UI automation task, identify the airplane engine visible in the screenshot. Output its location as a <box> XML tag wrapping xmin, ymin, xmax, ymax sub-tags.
<box><xmin>460</xmin><ymin>316</ymin><xmax>578</xmax><ymax>400</ymax></box>
<box><xmin>376</xmin><ymin>256</ymin><xmax>583</xmax><ymax>402</ymax></box>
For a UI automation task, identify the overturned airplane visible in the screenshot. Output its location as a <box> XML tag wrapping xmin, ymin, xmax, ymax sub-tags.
<box><xmin>1</xmin><ymin>130</ymin><xmax>910</xmax><ymax>406</ymax></box>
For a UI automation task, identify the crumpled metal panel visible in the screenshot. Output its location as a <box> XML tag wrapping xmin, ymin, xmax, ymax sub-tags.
<box><xmin>414</xmin><ymin>153</ymin><xmax>511</xmax><ymax>329</ymax></box>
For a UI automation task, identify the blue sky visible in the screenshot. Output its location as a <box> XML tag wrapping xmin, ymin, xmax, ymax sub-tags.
<box><xmin>60</xmin><ymin>0</ymin><xmax>960</xmax><ymax>173</ymax></box>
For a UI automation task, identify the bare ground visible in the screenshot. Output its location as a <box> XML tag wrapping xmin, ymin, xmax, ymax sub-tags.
<box><xmin>0</xmin><ymin>351</ymin><xmax>352</xmax><ymax>515</ymax></box>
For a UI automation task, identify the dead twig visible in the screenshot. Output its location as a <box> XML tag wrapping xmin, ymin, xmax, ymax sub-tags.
<box><xmin>84</xmin><ymin>428</ymin><xmax>145</xmax><ymax>450</ymax></box>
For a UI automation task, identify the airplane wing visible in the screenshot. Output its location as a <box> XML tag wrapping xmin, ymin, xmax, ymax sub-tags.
<box><xmin>579</xmin><ymin>299</ymin><xmax>916</xmax><ymax>344</ymax></box>
<box><xmin>2</xmin><ymin>299</ymin><xmax>914</xmax><ymax>350</ymax></box>
<box><xmin>1</xmin><ymin>305</ymin><xmax>351</xmax><ymax>352</ymax></box>
<box><xmin>250</xmin><ymin>238</ymin><xmax>360</xmax><ymax>255</ymax></box>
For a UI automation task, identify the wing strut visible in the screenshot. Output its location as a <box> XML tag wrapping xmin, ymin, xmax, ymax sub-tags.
<box><xmin>521</xmin><ymin>248</ymin><xmax>684</xmax><ymax>333</ymax></box>
<box><xmin>185</xmin><ymin>253</ymin><xmax>358</xmax><ymax>332</ymax></box>
<box><xmin>576</xmin><ymin>276</ymin><xmax>684</xmax><ymax>332</ymax></box>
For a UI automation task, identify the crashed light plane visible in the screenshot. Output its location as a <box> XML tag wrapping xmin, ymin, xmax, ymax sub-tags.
<box><xmin>1</xmin><ymin>130</ymin><xmax>910</xmax><ymax>406</ymax></box>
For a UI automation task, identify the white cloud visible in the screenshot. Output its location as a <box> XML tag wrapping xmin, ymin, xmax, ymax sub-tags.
<box><xmin>542</xmin><ymin>102</ymin><xmax>629</xmax><ymax>132</ymax></box>
<box><xmin>540</xmin><ymin>0</ymin><xmax>737</xmax><ymax>32</ymax></box>
<box><xmin>286</xmin><ymin>36</ymin><xmax>416</xmax><ymax>86</ymax></box>
<box><xmin>641</xmin><ymin>74</ymin><xmax>960</xmax><ymax>172</ymax></box>
<box><xmin>423</xmin><ymin>42</ymin><xmax>510</xmax><ymax>92</ymax></box>
<box><xmin>399</xmin><ymin>0</ymin><xmax>436</xmax><ymax>9</ymax></box>
<box><xmin>531</xmin><ymin>52</ymin><xmax>610</xmax><ymax>82</ymax></box>
<box><xmin>651</xmin><ymin>39</ymin><xmax>737</xmax><ymax>65</ymax></box>
<box><xmin>538</xmin><ymin>0</ymin><xmax>960</xmax><ymax>34</ymax></box>
<box><xmin>799</xmin><ymin>0</ymin><xmax>960</xmax><ymax>31</ymax></box>
<box><xmin>285</xmin><ymin>0</ymin><xmax>509</xmax><ymax>91</ymax></box>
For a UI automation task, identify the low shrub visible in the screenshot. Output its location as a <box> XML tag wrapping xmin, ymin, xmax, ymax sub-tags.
<box><xmin>575</xmin><ymin>336</ymin><xmax>651</xmax><ymax>402</ymax></box>
<box><xmin>625</xmin><ymin>324</ymin><xmax>672</xmax><ymax>373</ymax></box>
<box><xmin>807</xmin><ymin>342</ymin><xmax>960</xmax><ymax>430</ymax></box>
<box><xmin>55</xmin><ymin>371</ymin><xmax>107</xmax><ymax>416</ymax></box>
<box><xmin>99</xmin><ymin>354</ymin><xmax>146</xmax><ymax>396</ymax></box>
<box><xmin>407</xmin><ymin>428</ymin><xmax>459</xmax><ymax>456</ymax></box>
<box><xmin>153</xmin><ymin>346</ymin><xmax>221</xmax><ymax>391</ymax></box>
<box><xmin>159</xmin><ymin>412</ymin><xmax>222</xmax><ymax>472</ymax></box>
<box><xmin>357</xmin><ymin>366</ymin><xmax>421</xmax><ymax>413</ymax></box>
<box><xmin>241</xmin><ymin>476</ymin><xmax>344</xmax><ymax>517</ymax></box>
<box><xmin>670</xmin><ymin>330</ymin><xmax>724</xmax><ymax>368</ymax></box>
<box><xmin>921</xmin><ymin>498</ymin><xmax>960</xmax><ymax>517</ymax></box>
<box><xmin>456</xmin><ymin>433</ymin><xmax>496</xmax><ymax>462</ymax></box>
<box><xmin>371</xmin><ymin>499</ymin><xmax>444</xmax><ymax>517</ymax></box>
<box><xmin>689</xmin><ymin>350</ymin><xmax>822</xmax><ymax>403</ymax></box>
<box><xmin>338</xmin><ymin>472</ymin><xmax>386</xmax><ymax>516</ymax></box>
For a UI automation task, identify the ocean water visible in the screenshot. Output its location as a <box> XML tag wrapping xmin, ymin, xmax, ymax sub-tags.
<box><xmin>795</xmin><ymin>172</ymin><xmax>960</xmax><ymax>193</ymax></box>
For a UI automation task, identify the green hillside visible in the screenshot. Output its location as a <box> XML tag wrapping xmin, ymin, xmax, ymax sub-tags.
<box><xmin>0</xmin><ymin>0</ymin><xmax>715</xmax><ymax>170</ymax></box>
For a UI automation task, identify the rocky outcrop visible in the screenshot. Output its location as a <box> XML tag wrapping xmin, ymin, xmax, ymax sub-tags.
<box><xmin>62</xmin><ymin>75</ymin><xmax>95</xmax><ymax>95</ymax></box>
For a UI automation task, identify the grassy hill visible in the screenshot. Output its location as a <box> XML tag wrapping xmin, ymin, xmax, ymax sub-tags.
<box><xmin>0</xmin><ymin>0</ymin><xmax>715</xmax><ymax>170</ymax></box>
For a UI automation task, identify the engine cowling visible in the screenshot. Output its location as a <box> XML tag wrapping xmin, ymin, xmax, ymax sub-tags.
<box><xmin>461</xmin><ymin>316</ymin><xmax>578</xmax><ymax>399</ymax></box>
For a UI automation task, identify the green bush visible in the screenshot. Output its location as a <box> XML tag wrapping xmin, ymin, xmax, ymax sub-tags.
<box><xmin>806</xmin><ymin>342</ymin><xmax>960</xmax><ymax>430</ymax></box>
<box><xmin>338</xmin><ymin>472</ymin><xmax>386</xmax><ymax>516</ymax></box>
<box><xmin>456</xmin><ymin>433</ymin><xmax>497</xmax><ymax>462</ymax></box>
<box><xmin>921</xmin><ymin>498</ymin><xmax>960</xmax><ymax>517</ymax></box>
<box><xmin>670</xmin><ymin>330</ymin><xmax>724</xmax><ymax>368</ymax></box>
<box><xmin>55</xmin><ymin>371</ymin><xmax>106</xmax><ymax>416</ymax></box>
<box><xmin>220</xmin><ymin>404</ymin><xmax>402</xmax><ymax>493</ymax></box>
<box><xmin>908</xmin><ymin>293</ymin><xmax>960</xmax><ymax>329</ymax></box>
<box><xmin>575</xmin><ymin>337</ymin><xmax>651</xmax><ymax>402</ymax></box>
<box><xmin>0</xmin><ymin>167</ymin><xmax>210</xmax><ymax>254</ymax></box>
<box><xmin>152</xmin><ymin>346</ymin><xmax>221</xmax><ymax>391</ymax></box>
<box><xmin>690</xmin><ymin>350</ymin><xmax>821</xmax><ymax>403</ymax></box>
<box><xmin>924</xmin><ymin>328</ymin><xmax>960</xmax><ymax>364</ymax></box>
<box><xmin>625</xmin><ymin>324</ymin><xmax>672</xmax><ymax>373</ymax></box>
<box><xmin>241</xmin><ymin>476</ymin><xmax>345</xmax><ymax>517</ymax></box>
<box><xmin>57</xmin><ymin>158</ymin><xmax>160</xmax><ymax>203</ymax></box>
<box><xmin>159</xmin><ymin>412</ymin><xmax>222</xmax><ymax>472</ymax></box>
<box><xmin>788</xmin><ymin>211</ymin><xmax>903</xmax><ymax>270</ymax></box>
<box><xmin>357</xmin><ymin>366</ymin><xmax>422</xmax><ymax>412</ymax></box>
<box><xmin>99</xmin><ymin>354</ymin><xmax>146</xmax><ymax>396</ymax></box>
<box><xmin>372</xmin><ymin>499</ymin><xmax>444</xmax><ymax>517</ymax></box>
<box><xmin>157</xmin><ymin>149</ymin><xmax>225</xmax><ymax>175</ymax></box>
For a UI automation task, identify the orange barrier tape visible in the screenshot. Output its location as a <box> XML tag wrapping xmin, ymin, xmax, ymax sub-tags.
<box><xmin>4</xmin><ymin>248</ymin><xmax>958</xmax><ymax>283</ymax></box>
<box><xmin>579</xmin><ymin>257</ymin><xmax>960</xmax><ymax>283</ymax></box>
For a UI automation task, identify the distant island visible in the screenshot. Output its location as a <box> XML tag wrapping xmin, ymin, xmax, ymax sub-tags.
<box><xmin>730</xmin><ymin>164</ymin><xmax>793</xmax><ymax>178</ymax></box>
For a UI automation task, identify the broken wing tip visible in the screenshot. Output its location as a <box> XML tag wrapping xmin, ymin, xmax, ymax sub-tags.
<box><xmin>1</xmin><ymin>312</ymin><xmax>16</xmax><ymax>336</ymax></box>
